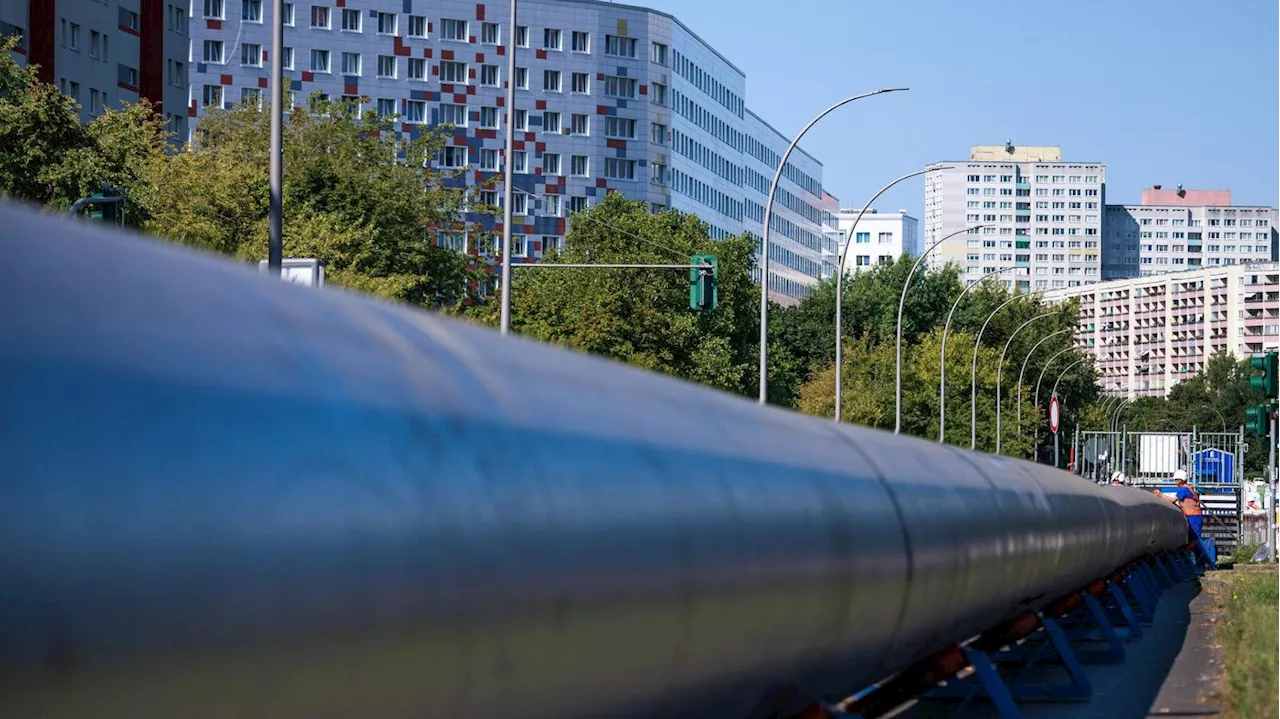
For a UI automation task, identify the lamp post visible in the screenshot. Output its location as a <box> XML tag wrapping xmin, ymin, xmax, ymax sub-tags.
<box><xmin>498</xmin><ymin>0</ymin><xmax>518</xmax><ymax>335</ymax></box>
<box><xmin>1201</xmin><ymin>403</ymin><xmax>1227</xmax><ymax>432</ymax></box>
<box><xmin>832</xmin><ymin>167</ymin><xmax>936</xmax><ymax>422</ymax></box>
<box><xmin>938</xmin><ymin>266</ymin><xmax>1019</xmax><ymax>442</ymax></box>
<box><xmin>1034</xmin><ymin>346</ymin><xmax>1077</xmax><ymax>411</ymax></box>
<box><xmin>970</xmin><ymin>291</ymin><xmax>1039</xmax><ymax>450</ymax></box>
<box><xmin>758</xmin><ymin>88</ymin><xmax>908</xmax><ymax>405</ymax></box>
<box><xmin>267</xmin><ymin>0</ymin><xmax>284</xmax><ymax>276</ymax></box>
<box><xmin>887</xmin><ymin>221</ymin><xmax>973</xmax><ymax>431</ymax></box>
<box><xmin>1016</xmin><ymin>329</ymin><xmax>1071</xmax><ymax>432</ymax></box>
<box><xmin>995</xmin><ymin>311</ymin><xmax>1055</xmax><ymax>454</ymax></box>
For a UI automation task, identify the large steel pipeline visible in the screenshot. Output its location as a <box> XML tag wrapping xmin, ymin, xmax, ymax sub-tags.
<box><xmin>0</xmin><ymin>203</ymin><xmax>1188</xmax><ymax>719</ymax></box>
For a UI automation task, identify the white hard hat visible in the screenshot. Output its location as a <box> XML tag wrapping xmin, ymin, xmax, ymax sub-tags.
<box><xmin>1172</xmin><ymin>469</ymin><xmax>1188</xmax><ymax>482</ymax></box>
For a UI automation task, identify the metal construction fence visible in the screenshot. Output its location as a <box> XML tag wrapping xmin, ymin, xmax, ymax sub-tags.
<box><xmin>1074</xmin><ymin>429</ymin><xmax>1248</xmax><ymax>553</ymax></box>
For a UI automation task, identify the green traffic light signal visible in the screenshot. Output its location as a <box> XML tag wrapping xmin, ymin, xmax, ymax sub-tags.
<box><xmin>1248</xmin><ymin>351</ymin><xmax>1278</xmax><ymax>398</ymax></box>
<box><xmin>1245</xmin><ymin>404</ymin><xmax>1272</xmax><ymax>436</ymax></box>
<box><xmin>689</xmin><ymin>255</ymin><xmax>718</xmax><ymax>311</ymax></box>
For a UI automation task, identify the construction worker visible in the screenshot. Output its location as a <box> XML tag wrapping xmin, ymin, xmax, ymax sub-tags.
<box><xmin>1172</xmin><ymin>469</ymin><xmax>1203</xmax><ymax>540</ymax></box>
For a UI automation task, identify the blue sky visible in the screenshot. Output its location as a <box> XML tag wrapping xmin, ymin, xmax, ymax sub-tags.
<box><xmin>633</xmin><ymin>0</ymin><xmax>1279</xmax><ymax>218</ymax></box>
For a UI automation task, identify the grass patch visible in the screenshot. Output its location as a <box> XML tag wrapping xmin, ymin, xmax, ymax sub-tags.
<box><xmin>1210</xmin><ymin>569</ymin><xmax>1278</xmax><ymax>718</ymax></box>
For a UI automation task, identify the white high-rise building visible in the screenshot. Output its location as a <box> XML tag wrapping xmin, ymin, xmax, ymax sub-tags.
<box><xmin>924</xmin><ymin>143</ymin><xmax>1105</xmax><ymax>292</ymax></box>
<box><xmin>831</xmin><ymin>208</ymin><xmax>918</xmax><ymax>274</ymax></box>
<box><xmin>1102</xmin><ymin>186</ymin><xmax>1278</xmax><ymax>280</ymax></box>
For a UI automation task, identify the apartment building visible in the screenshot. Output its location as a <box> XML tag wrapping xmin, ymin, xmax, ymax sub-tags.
<box><xmin>1045</xmin><ymin>262</ymin><xmax>1279</xmax><ymax>398</ymax></box>
<box><xmin>924</xmin><ymin>143</ymin><xmax>1105</xmax><ymax>292</ymax></box>
<box><xmin>3</xmin><ymin>0</ymin><xmax>190</xmax><ymax>136</ymax></box>
<box><xmin>1102</xmin><ymin>186</ymin><xmax>1278</xmax><ymax>280</ymax></box>
<box><xmin>186</xmin><ymin>0</ymin><xmax>834</xmax><ymax>302</ymax></box>
<box><xmin>829</xmin><ymin>208</ymin><xmax>919</xmax><ymax>274</ymax></box>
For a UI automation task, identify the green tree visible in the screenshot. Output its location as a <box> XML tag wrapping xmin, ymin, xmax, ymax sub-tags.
<box><xmin>132</xmin><ymin>96</ymin><xmax>486</xmax><ymax>310</ymax></box>
<box><xmin>471</xmin><ymin>192</ymin><xmax>768</xmax><ymax>396</ymax></box>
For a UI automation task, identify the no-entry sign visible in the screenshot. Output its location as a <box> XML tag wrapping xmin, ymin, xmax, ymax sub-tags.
<box><xmin>1049</xmin><ymin>395</ymin><xmax>1061</xmax><ymax>433</ymax></box>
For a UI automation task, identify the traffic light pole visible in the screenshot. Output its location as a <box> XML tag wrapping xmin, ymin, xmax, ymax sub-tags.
<box><xmin>1268</xmin><ymin>414</ymin><xmax>1277</xmax><ymax>562</ymax></box>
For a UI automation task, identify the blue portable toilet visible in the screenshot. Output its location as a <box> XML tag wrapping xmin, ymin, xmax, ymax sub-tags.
<box><xmin>1192</xmin><ymin>447</ymin><xmax>1234</xmax><ymax>484</ymax></box>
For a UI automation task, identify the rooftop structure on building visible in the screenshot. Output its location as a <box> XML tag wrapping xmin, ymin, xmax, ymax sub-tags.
<box><xmin>1044</xmin><ymin>262</ymin><xmax>1279</xmax><ymax>398</ymax></box>
<box><xmin>1102</xmin><ymin>185</ymin><xmax>1278</xmax><ymax>280</ymax></box>
<box><xmin>924</xmin><ymin>143</ymin><xmax>1105</xmax><ymax>293</ymax></box>
<box><xmin>3</xmin><ymin>0</ymin><xmax>190</xmax><ymax>137</ymax></box>
<box><xmin>182</xmin><ymin>0</ymin><xmax>835</xmax><ymax>303</ymax></box>
<box><xmin>829</xmin><ymin>208</ymin><xmax>919</xmax><ymax>275</ymax></box>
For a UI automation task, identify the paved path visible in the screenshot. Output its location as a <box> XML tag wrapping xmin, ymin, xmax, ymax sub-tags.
<box><xmin>894</xmin><ymin>578</ymin><xmax>1223</xmax><ymax>718</ymax></box>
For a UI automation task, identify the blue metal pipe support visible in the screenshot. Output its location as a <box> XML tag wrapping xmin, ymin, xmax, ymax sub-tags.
<box><xmin>0</xmin><ymin>204</ymin><xmax>1192</xmax><ymax>719</ymax></box>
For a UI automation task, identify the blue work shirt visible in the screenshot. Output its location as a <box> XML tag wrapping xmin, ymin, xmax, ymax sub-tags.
<box><xmin>1174</xmin><ymin>486</ymin><xmax>1196</xmax><ymax>502</ymax></box>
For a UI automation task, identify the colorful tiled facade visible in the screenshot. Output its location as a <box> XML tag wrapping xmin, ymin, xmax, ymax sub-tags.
<box><xmin>187</xmin><ymin>0</ymin><xmax>835</xmax><ymax>302</ymax></box>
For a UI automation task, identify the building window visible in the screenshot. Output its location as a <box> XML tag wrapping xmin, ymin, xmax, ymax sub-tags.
<box><xmin>478</xmin><ymin>148</ymin><xmax>498</xmax><ymax>170</ymax></box>
<box><xmin>439</xmin><ymin>103</ymin><xmax>467</xmax><ymax>126</ymax></box>
<box><xmin>375</xmin><ymin>98</ymin><xmax>396</xmax><ymax>117</ymax></box>
<box><xmin>543</xmin><ymin>152</ymin><xmax>561</xmax><ymax>175</ymax></box>
<box><xmin>571</xmin><ymin>155</ymin><xmax>589</xmax><ymax>176</ymax></box>
<box><xmin>310</xmin><ymin>49</ymin><xmax>330</xmax><ymax>72</ymax></box>
<box><xmin>543</xmin><ymin>111</ymin><xmax>561</xmax><ymax>133</ymax></box>
<box><xmin>440</xmin><ymin>61</ymin><xmax>467</xmax><ymax>83</ymax></box>
<box><xmin>439</xmin><ymin>232</ymin><xmax>466</xmax><ymax>252</ymax></box>
<box><xmin>340</xmin><ymin>52</ymin><xmax>361</xmax><ymax>75</ymax></box>
<box><xmin>478</xmin><ymin>21</ymin><xmax>499</xmax><ymax>44</ymax></box>
<box><xmin>570</xmin><ymin>72</ymin><xmax>589</xmax><ymax>94</ymax></box>
<box><xmin>280</xmin><ymin>47</ymin><xmax>293</xmax><ymax>69</ymax></box>
<box><xmin>604</xmin><ymin>35</ymin><xmax>636</xmax><ymax>57</ymax></box>
<box><xmin>375</xmin><ymin>11</ymin><xmax>396</xmax><ymax>34</ymax></box>
<box><xmin>407</xmin><ymin>57</ymin><xmax>426</xmax><ymax>80</ymax></box>
<box><xmin>88</xmin><ymin>88</ymin><xmax>102</xmax><ymax>114</ymax></box>
<box><xmin>67</xmin><ymin>22</ymin><xmax>80</xmax><ymax>51</ymax></box>
<box><xmin>543</xmin><ymin>28</ymin><xmax>561</xmax><ymax>50</ymax></box>
<box><xmin>515</xmin><ymin>25</ymin><xmax>528</xmax><ymax>47</ymax></box>
<box><xmin>604</xmin><ymin>158</ymin><xmax>636</xmax><ymax>179</ymax></box>
<box><xmin>650</xmin><ymin>163</ymin><xmax>666</xmax><ymax>184</ymax></box>
<box><xmin>570</xmin><ymin>113</ymin><xmax>588</xmax><ymax>135</ymax></box>
<box><xmin>479</xmin><ymin>106</ymin><xmax>498</xmax><ymax>128</ymax></box>
<box><xmin>545</xmin><ymin>196</ymin><xmax>563</xmax><ymax>217</ymax></box>
<box><xmin>604</xmin><ymin>76</ymin><xmax>636</xmax><ymax>98</ymax></box>
<box><xmin>604</xmin><ymin>117</ymin><xmax>635</xmax><ymax>138</ymax></box>
<box><xmin>280</xmin><ymin>2</ymin><xmax>293</xmax><ymax>25</ymax></box>
<box><xmin>240</xmin><ymin>87</ymin><xmax>262</xmax><ymax>108</ymax></box>
<box><xmin>405</xmin><ymin>100</ymin><xmax>425</xmax><ymax>123</ymax></box>
<box><xmin>513</xmin><ymin>108</ymin><xmax>527</xmax><ymax>130</ymax></box>
<box><xmin>241</xmin><ymin>42</ymin><xmax>261</xmax><ymax>66</ymax></box>
<box><xmin>439</xmin><ymin>146</ymin><xmax>467</xmax><ymax>168</ymax></box>
<box><xmin>202</xmin><ymin>84</ymin><xmax>223</xmax><ymax>109</ymax></box>
<box><xmin>242</xmin><ymin>0</ymin><xmax>262</xmax><ymax>22</ymax></box>
<box><xmin>512</xmin><ymin>150</ymin><xmax>527</xmax><ymax>173</ymax></box>
<box><xmin>341</xmin><ymin>8</ymin><xmax>361</xmax><ymax>31</ymax></box>
<box><xmin>651</xmin><ymin>122</ymin><xmax>666</xmax><ymax>144</ymax></box>
<box><xmin>203</xmin><ymin>39</ymin><xmax>224</xmax><ymax>63</ymax></box>
<box><xmin>168</xmin><ymin>5</ymin><xmax>187</xmax><ymax>33</ymax></box>
<box><xmin>651</xmin><ymin>82</ymin><xmax>666</xmax><ymax>105</ymax></box>
<box><xmin>651</xmin><ymin>42</ymin><xmax>667</xmax><ymax>65</ymax></box>
<box><xmin>376</xmin><ymin>55</ymin><xmax>395</xmax><ymax>78</ymax></box>
<box><xmin>407</xmin><ymin>15</ymin><xmax>426</xmax><ymax>37</ymax></box>
<box><xmin>568</xmin><ymin>196</ymin><xmax>588</xmax><ymax>213</ymax></box>
<box><xmin>203</xmin><ymin>0</ymin><xmax>224</xmax><ymax>18</ymax></box>
<box><xmin>514</xmin><ymin>67</ymin><xmax>528</xmax><ymax>89</ymax></box>
<box><xmin>571</xmin><ymin>30</ymin><xmax>589</xmax><ymax>52</ymax></box>
<box><xmin>543</xmin><ymin>69</ymin><xmax>561</xmax><ymax>92</ymax></box>
<box><xmin>310</xmin><ymin>6</ymin><xmax>329</xmax><ymax>28</ymax></box>
<box><xmin>510</xmin><ymin>234</ymin><xmax>527</xmax><ymax>257</ymax></box>
<box><xmin>440</xmin><ymin>18</ymin><xmax>467</xmax><ymax>41</ymax></box>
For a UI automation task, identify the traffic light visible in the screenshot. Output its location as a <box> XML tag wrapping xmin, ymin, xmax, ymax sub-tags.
<box><xmin>1249</xmin><ymin>351</ymin><xmax>1278</xmax><ymax>398</ymax></box>
<box><xmin>1245</xmin><ymin>404</ymin><xmax>1272</xmax><ymax>436</ymax></box>
<box><xmin>689</xmin><ymin>255</ymin><xmax>718</xmax><ymax>311</ymax></box>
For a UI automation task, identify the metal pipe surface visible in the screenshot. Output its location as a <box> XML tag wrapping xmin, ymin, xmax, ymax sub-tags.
<box><xmin>938</xmin><ymin>266</ymin><xmax>1016</xmax><ymax>442</ymax></box>
<box><xmin>0</xmin><ymin>205</ymin><xmax>1188</xmax><ymax>719</ymax></box>
<box><xmin>759</xmin><ymin>88</ymin><xmax>907</xmax><ymax>405</ymax></box>
<box><xmin>833</xmin><ymin>167</ymin><xmax>933</xmax><ymax>423</ymax></box>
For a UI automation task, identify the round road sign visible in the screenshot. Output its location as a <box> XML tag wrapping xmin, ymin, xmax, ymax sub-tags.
<box><xmin>1049</xmin><ymin>395</ymin><xmax>1061</xmax><ymax>433</ymax></box>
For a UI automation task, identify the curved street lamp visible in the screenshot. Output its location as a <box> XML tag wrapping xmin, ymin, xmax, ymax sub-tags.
<box><xmin>1017</xmin><ymin>329</ymin><xmax>1071</xmax><ymax>432</ymax></box>
<box><xmin>995</xmin><ymin>311</ymin><xmax>1056</xmax><ymax>454</ymax></box>
<box><xmin>758</xmin><ymin>87</ymin><xmax>908</xmax><ymax>405</ymax></box>
<box><xmin>1034</xmin><ymin>345</ymin><xmax>1078</xmax><ymax>411</ymax></box>
<box><xmin>1201</xmin><ymin>403</ymin><xmax>1227</xmax><ymax>433</ymax></box>
<box><xmin>889</xmin><ymin>223</ymin><xmax>979</xmax><ymax>431</ymax></box>
<box><xmin>970</xmin><ymin>291</ymin><xmax>1040</xmax><ymax>450</ymax></box>
<box><xmin>1048</xmin><ymin>357</ymin><xmax>1089</xmax><ymax>468</ymax></box>
<box><xmin>938</xmin><ymin>266</ymin><xmax>1019</xmax><ymax>441</ymax></box>
<box><xmin>832</xmin><ymin>167</ymin><xmax>937</xmax><ymax>422</ymax></box>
